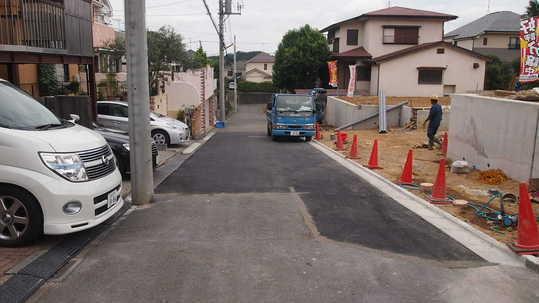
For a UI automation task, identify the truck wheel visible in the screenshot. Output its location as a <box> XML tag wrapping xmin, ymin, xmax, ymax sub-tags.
<box><xmin>0</xmin><ymin>185</ymin><xmax>43</xmax><ymax>247</ymax></box>
<box><xmin>305</xmin><ymin>136</ymin><xmax>312</xmax><ymax>142</ymax></box>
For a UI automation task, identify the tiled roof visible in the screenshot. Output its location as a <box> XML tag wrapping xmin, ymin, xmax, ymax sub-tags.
<box><xmin>321</xmin><ymin>6</ymin><xmax>457</xmax><ymax>32</ymax></box>
<box><xmin>246</xmin><ymin>52</ymin><xmax>275</xmax><ymax>63</ymax></box>
<box><xmin>445</xmin><ymin>11</ymin><xmax>521</xmax><ymax>39</ymax></box>
<box><xmin>332</xmin><ymin>47</ymin><xmax>372</xmax><ymax>58</ymax></box>
<box><xmin>364</xmin><ymin>6</ymin><xmax>457</xmax><ymax>19</ymax></box>
<box><xmin>373</xmin><ymin>41</ymin><xmax>490</xmax><ymax>63</ymax></box>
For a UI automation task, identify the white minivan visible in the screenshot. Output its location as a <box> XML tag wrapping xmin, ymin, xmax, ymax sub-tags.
<box><xmin>0</xmin><ymin>80</ymin><xmax>124</xmax><ymax>246</ymax></box>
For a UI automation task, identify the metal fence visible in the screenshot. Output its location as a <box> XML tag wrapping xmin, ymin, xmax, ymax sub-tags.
<box><xmin>0</xmin><ymin>0</ymin><xmax>65</xmax><ymax>49</ymax></box>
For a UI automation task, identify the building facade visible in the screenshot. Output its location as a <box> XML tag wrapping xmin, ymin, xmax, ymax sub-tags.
<box><xmin>444</xmin><ymin>11</ymin><xmax>520</xmax><ymax>63</ymax></box>
<box><xmin>0</xmin><ymin>0</ymin><xmax>95</xmax><ymax>101</ymax></box>
<box><xmin>244</xmin><ymin>52</ymin><xmax>274</xmax><ymax>83</ymax></box>
<box><xmin>321</xmin><ymin>6</ymin><xmax>488</xmax><ymax>97</ymax></box>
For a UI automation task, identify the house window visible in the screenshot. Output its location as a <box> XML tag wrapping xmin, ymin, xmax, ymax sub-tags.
<box><xmin>483</xmin><ymin>37</ymin><xmax>488</xmax><ymax>46</ymax></box>
<box><xmin>508</xmin><ymin>37</ymin><xmax>519</xmax><ymax>49</ymax></box>
<box><xmin>328</xmin><ymin>30</ymin><xmax>336</xmax><ymax>43</ymax></box>
<box><xmin>333</xmin><ymin>38</ymin><xmax>340</xmax><ymax>53</ymax></box>
<box><xmin>264</xmin><ymin>64</ymin><xmax>268</xmax><ymax>71</ymax></box>
<box><xmin>347</xmin><ymin>29</ymin><xmax>359</xmax><ymax>46</ymax></box>
<box><xmin>418</xmin><ymin>68</ymin><xmax>444</xmax><ymax>84</ymax></box>
<box><xmin>437</xmin><ymin>48</ymin><xmax>445</xmax><ymax>54</ymax></box>
<box><xmin>383</xmin><ymin>26</ymin><xmax>419</xmax><ymax>44</ymax></box>
<box><xmin>357</xmin><ymin>66</ymin><xmax>371</xmax><ymax>81</ymax></box>
<box><xmin>63</xmin><ymin>64</ymin><xmax>70</xmax><ymax>82</ymax></box>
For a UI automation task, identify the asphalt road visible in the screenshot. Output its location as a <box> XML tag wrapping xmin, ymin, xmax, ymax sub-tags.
<box><xmin>31</xmin><ymin>105</ymin><xmax>539</xmax><ymax>303</ymax></box>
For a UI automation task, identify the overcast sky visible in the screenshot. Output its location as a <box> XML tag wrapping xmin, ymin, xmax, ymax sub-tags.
<box><xmin>109</xmin><ymin>0</ymin><xmax>527</xmax><ymax>56</ymax></box>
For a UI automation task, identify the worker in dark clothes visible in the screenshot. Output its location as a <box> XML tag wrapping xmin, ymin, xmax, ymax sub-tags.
<box><xmin>423</xmin><ymin>97</ymin><xmax>443</xmax><ymax>150</ymax></box>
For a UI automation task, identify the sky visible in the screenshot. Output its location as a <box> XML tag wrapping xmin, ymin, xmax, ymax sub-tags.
<box><xmin>108</xmin><ymin>0</ymin><xmax>528</xmax><ymax>56</ymax></box>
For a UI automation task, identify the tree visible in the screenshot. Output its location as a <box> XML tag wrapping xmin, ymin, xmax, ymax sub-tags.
<box><xmin>38</xmin><ymin>64</ymin><xmax>60</xmax><ymax>96</ymax></box>
<box><xmin>147</xmin><ymin>26</ymin><xmax>187</xmax><ymax>95</ymax></box>
<box><xmin>185</xmin><ymin>46</ymin><xmax>209</xmax><ymax>70</ymax></box>
<box><xmin>104</xmin><ymin>35</ymin><xmax>126</xmax><ymax>64</ymax></box>
<box><xmin>485</xmin><ymin>56</ymin><xmax>514</xmax><ymax>90</ymax></box>
<box><xmin>528</xmin><ymin>0</ymin><xmax>539</xmax><ymax>17</ymax></box>
<box><xmin>273</xmin><ymin>25</ymin><xmax>330</xmax><ymax>91</ymax></box>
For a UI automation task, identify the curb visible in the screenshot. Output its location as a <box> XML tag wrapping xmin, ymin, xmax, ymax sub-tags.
<box><xmin>0</xmin><ymin>131</ymin><xmax>217</xmax><ymax>303</ymax></box>
<box><xmin>309</xmin><ymin>140</ymin><xmax>538</xmax><ymax>271</ymax></box>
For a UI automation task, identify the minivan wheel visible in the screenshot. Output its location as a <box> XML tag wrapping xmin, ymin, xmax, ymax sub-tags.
<box><xmin>0</xmin><ymin>186</ymin><xmax>43</xmax><ymax>246</ymax></box>
<box><xmin>152</xmin><ymin>130</ymin><xmax>170</xmax><ymax>146</ymax></box>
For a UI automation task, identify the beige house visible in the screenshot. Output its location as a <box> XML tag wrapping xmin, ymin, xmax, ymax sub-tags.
<box><xmin>321</xmin><ymin>6</ymin><xmax>488</xmax><ymax>96</ymax></box>
<box><xmin>244</xmin><ymin>52</ymin><xmax>275</xmax><ymax>83</ymax></box>
<box><xmin>444</xmin><ymin>11</ymin><xmax>520</xmax><ymax>63</ymax></box>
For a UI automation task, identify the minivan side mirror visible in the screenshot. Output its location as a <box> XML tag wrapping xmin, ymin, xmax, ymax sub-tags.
<box><xmin>266</xmin><ymin>102</ymin><xmax>272</xmax><ymax>111</ymax></box>
<box><xmin>69</xmin><ymin>114</ymin><xmax>81</xmax><ymax>123</ymax></box>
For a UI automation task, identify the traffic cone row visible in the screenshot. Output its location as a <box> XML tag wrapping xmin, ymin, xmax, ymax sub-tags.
<box><xmin>335</xmin><ymin>131</ymin><xmax>344</xmax><ymax>150</ymax></box>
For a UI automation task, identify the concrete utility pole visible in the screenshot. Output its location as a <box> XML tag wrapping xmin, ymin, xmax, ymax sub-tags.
<box><xmin>219</xmin><ymin>0</ymin><xmax>226</xmax><ymax>121</ymax></box>
<box><xmin>125</xmin><ymin>0</ymin><xmax>154</xmax><ymax>204</ymax></box>
<box><xmin>233</xmin><ymin>35</ymin><xmax>238</xmax><ymax>112</ymax></box>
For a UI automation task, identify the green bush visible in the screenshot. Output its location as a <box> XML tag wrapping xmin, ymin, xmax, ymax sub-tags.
<box><xmin>237</xmin><ymin>81</ymin><xmax>276</xmax><ymax>92</ymax></box>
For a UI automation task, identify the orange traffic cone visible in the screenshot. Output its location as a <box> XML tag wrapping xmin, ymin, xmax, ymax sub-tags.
<box><xmin>511</xmin><ymin>183</ymin><xmax>539</xmax><ymax>255</ymax></box>
<box><xmin>441</xmin><ymin>132</ymin><xmax>448</xmax><ymax>156</ymax></box>
<box><xmin>347</xmin><ymin>135</ymin><xmax>360</xmax><ymax>159</ymax></box>
<box><xmin>430</xmin><ymin>158</ymin><xmax>451</xmax><ymax>204</ymax></box>
<box><xmin>335</xmin><ymin>131</ymin><xmax>344</xmax><ymax>151</ymax></box>
<box><xmin>367</xmin><ymin>140</ymin><xmax>382</xmax><ymax>169</ymax></box>
<box><xmin>399</xmin><ymin>150</ymin><xmax>414</xmax><ymax>185</ymax></box>
<box><xmin>315</xmin><ymin>123</ymin><xmax>321</xmax><ymax>140</ymax></box>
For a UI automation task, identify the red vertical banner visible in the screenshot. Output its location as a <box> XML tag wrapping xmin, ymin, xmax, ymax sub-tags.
<box><xmin>520</xmin><ymin>17</ymin><xmax>539</xmax><ymax>82</ymax></box>
<box><xmin>328</xmin><ymin>60</ymin><xmax>338</xmax><ymax>88</ymax></box>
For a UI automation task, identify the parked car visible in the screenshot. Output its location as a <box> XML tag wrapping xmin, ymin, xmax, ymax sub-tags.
<box><xmin>90</xmin><ymin>123</ymin><xmax>158</xmax><ymax>177</ymax></box>
<box><xmin>96</xmin><ymin>101</ymin><xmax>189</xmax><ymax>146</ymax></box>
<box><xmin>0</xmin><ymin>79</ymin><xmax>123</xmax><ymax>246</ymax></box>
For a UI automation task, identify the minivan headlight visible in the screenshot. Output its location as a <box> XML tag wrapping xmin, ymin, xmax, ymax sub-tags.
<box><xmin>40</xmin><ymin>153</ymin><xmax>88</xmax><ymax>182</ymax></box>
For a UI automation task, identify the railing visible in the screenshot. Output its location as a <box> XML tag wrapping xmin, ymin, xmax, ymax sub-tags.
<box><xmin>0</xmin><ymin>0</ymin><xmax>65</xmax><ymax>49</ymax></box>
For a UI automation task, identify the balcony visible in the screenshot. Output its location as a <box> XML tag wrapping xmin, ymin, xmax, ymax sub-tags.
<box><xmin>0</xmin><ymin>0</ymin><xmax>66</xmax><ymax>52</ymax></box>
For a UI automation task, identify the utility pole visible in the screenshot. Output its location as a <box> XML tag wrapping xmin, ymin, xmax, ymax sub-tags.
<box><xmin>233</xmin><ymin>35</ymin><xmax>238</xmax><ymax>112</ymax></box>
<box><xmin>218</xmin><ymin>0</ymin><xmax>226</xmax><ymax>121</ymax></box>
<box><xmin>202</xmin><ymin>0</ymin><xmax>242</xmax><ymax>121</ymax></box>
<box><xmin>125</xmin><ymin>0</ymin><xmax>153</xmax><ymax>205</ymax></box>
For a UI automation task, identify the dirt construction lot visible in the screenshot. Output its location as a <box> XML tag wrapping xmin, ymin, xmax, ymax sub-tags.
<box><xmin>320</xmin><ymin>128</ymin><xmax>539</xmax><ymax>246</ymax></box>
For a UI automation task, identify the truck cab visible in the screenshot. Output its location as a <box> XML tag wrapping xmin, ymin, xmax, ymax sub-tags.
<box><xmin>266</xmin><ymin>94</ymin><xmax>316</xmax><ymax>141</ymax></box>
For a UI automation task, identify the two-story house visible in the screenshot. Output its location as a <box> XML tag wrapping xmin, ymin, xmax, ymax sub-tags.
<box><xmin>244</xmin><ymin>52</ymin><xmax>274</xmax><ymax>83</ymax></box>
<box><xmin>0</xmin><ymin>0</ymin><xmax>96</xmax><ymax>99</ymax></box>
<box><xmin>444</xmin><ymin>11</ymin><xmax>520</xmax><ymax>63</ymax></box>
<box><xmin>321</xmin><ymin>6</ymin><xmax>488</xmax><ymax>97</ymax></box>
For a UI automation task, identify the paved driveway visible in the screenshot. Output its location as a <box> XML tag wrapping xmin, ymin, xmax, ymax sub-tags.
<box><xmin>31</xmin><ymin>105</ymin><xmax>539</xmax><ymax>303</ymax></box>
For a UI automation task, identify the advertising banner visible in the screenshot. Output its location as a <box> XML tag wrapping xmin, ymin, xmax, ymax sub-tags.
<box><xmin>347</xmin><ymin>65</ymin><xmax>357</xmax><ymax>97</ymax></box>
<box><xmin>328</xmin><ymin>61</ymin><xmax>338</xmax><ymax>88</ymax></box>
<box><xmin>520</xmin><ymin>17</ymin><xmax>539</xmax><ymax>82</ymax></box>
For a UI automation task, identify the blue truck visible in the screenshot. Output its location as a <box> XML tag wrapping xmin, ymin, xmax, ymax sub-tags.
<box><xmin>266</xmin><ymin>94</ymin><xmax>317</xmax><ymax>141</ymax></box>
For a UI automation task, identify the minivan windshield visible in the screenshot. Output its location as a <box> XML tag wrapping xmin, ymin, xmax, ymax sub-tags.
<box><xmin>0</xmin><ymin>82</ymin><xmax>63</xmax><ymax>130</ymax></box>
<box><xmin>275</xmin><ymin>95</ymin><xmax>314</xmax><ymax>113</ymax></box>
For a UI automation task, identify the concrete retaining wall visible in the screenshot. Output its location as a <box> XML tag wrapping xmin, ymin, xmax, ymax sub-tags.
<box><xmin>325</xmin><ymin>96</ymin><xmax>424</xmax><ymax>130</ymax></box>
<box><xmin>416</xmin><ymin>107</ymin><xmax>451</xmax><ymax>131</ymax></box>
<box><xmin>448</xmin><ymin>94</ymin><xmax>539</xmax><ymax>182</ymax></box>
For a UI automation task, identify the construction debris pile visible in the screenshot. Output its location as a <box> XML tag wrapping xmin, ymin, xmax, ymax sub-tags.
<box><xmin>479</xmin><ymin>169</ymin><xmax>508</xmax><ymax>185</ymax></box>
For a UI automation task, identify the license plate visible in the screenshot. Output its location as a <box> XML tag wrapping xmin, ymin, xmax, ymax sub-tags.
<box><xmin>290</xmin><ymin>131</ymin><xmax>300</xmax><ymax>136</ymax></box>
<box><xmin>107</xmin><ymin>190</ymin><xmax>118</xmax><ymax>209</ymax></box>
